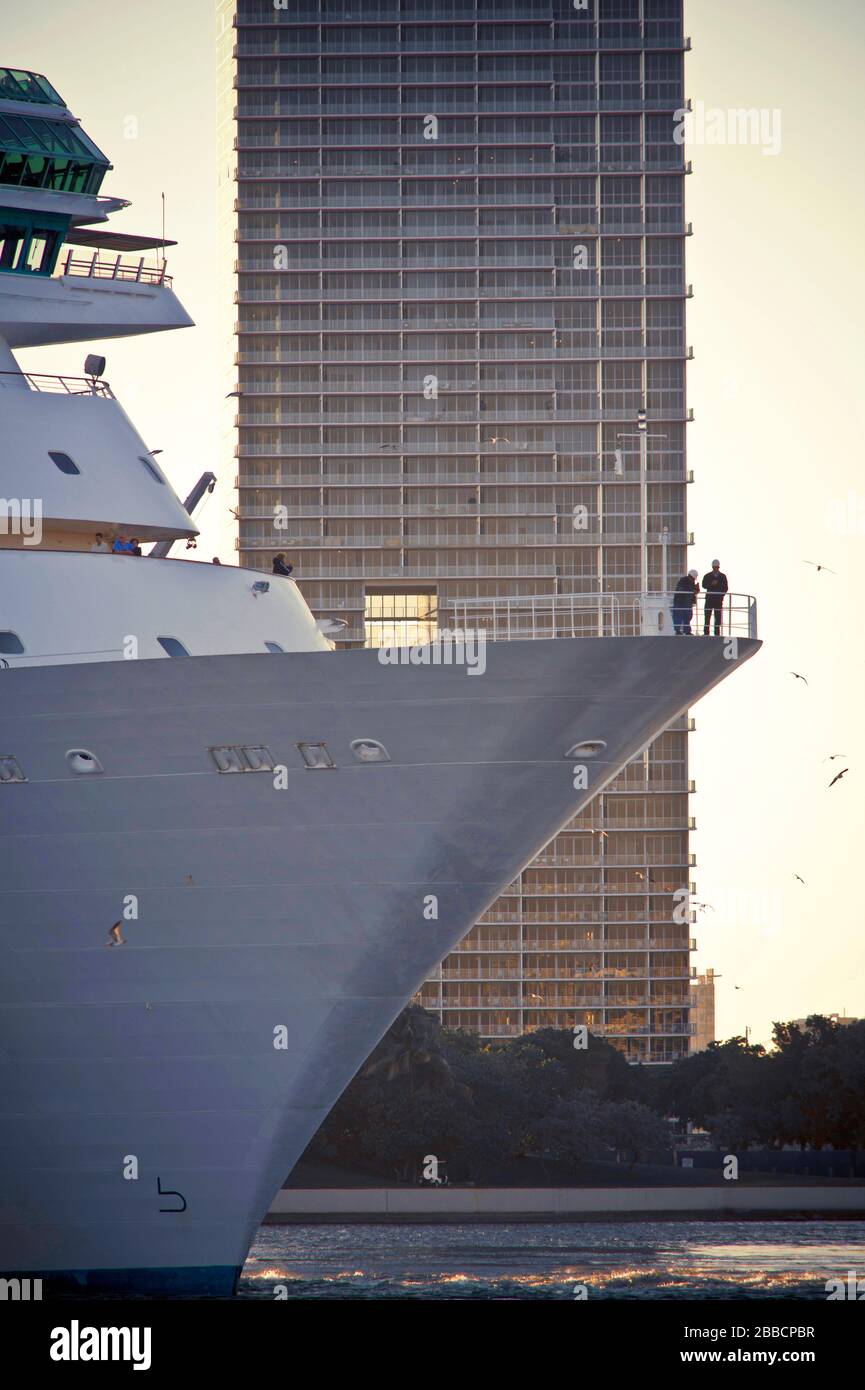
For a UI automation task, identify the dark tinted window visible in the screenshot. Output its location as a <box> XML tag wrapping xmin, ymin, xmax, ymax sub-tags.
<box><xmin>0</xmin><ymin>630</ymin><xmax>24</xmax><ymax>654</ymax></box>
<box><xmin>48</xmin><ymin>450</ymin><xmax>80</xmax><ymax>474</ymax></box>
<box><xmin>157</xmin><ymin>636</ymin><xmax>189</xmax><ymax>657</ymax></box>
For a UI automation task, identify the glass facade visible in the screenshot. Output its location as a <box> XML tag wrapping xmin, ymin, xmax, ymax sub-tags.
<box><xmin>225</xmin><ymin>0</ymin><xmax>695</xmax><ymax>1063</ymax></box>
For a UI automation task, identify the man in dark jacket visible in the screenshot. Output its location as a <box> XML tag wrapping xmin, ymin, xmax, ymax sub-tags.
<box><xmin>702</xmin><ymin>559</ymin><xmax>728</xmax><ymax>634</ymax></box>
<box><xmin>671</xmin><ymin>569</ymin><xmax>699</xmax><ymax>634</ymax></box>
<box><xmin>272</xmin><ymin>552</ymin><xmax>294</xmax><ymax>577</ymax></box>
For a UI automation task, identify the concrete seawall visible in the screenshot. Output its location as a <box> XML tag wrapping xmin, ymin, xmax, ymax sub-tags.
<box><xmin>268</xmin><ymin>1186</ymin><xmax>865</xmax><ymax>1223</ymax></box>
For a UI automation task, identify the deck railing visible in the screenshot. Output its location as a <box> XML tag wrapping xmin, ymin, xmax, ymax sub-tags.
<box><xmin>439</xmin><ymin>591</ymin><xmax>758</xmax><ymax>641</ymax></box>
<box><xmin>58</xmin><ymin>251</ymin><xmax>172</xmax><ymax>288</ymax></box>
<box><xmin>0</xmin><ymin>370</ymin><xmax>112</xmax><ymax>397</ymax></box>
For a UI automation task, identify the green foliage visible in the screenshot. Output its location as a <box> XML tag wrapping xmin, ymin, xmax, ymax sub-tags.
<box><xmin>302</xmin><ymin>1009</ymin><xmax>865</xmax><ymax>1184</ymax></box>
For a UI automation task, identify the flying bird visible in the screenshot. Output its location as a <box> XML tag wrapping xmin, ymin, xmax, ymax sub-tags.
<box><xmin>803</xmin><ymin>560</ymin><xmax>836</xmax><ymax>574</ymax></box>
<box><xmin>793</xmin><ymin>874</ymin><xmax>806</xmax><ymax>885</ymax></box>
<box><xmin>829</xmin><ymin>767</ymin><xmax>849</xmax><ymax>788</ymax></box>
<box><xmin>694</xmin><ymin>901</ymin><xmax>715</xmax><ymax>912</ymax></box>
<box><xmin>825</xmin><ymin>754</ymin><xmax>847</xmax><ymax>761</ymax></box>
<box><xmin>790</xmin><ymin>672</ymin><xmax>808</xmax><ymax>685</ymax></box>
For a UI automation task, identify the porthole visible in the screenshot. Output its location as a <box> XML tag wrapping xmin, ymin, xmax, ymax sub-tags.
<box><xmin>157</xmin><ymin>636</ymin><xmax>189</xmax><ymax>657</ymax></box>
<box><xmin>0</xmin><ymin>754</ymin><xmax>26</xmax><ymax>783</ymax></box>
<box><xmin>66</xmin><ymin>749</ymin><xmax>103</xmax><ymax>775</ymax></box>
<box><xmin>0</xmin><ymin>631</ymin><xmax>24</xmax><ymax>655</ymax></box>
<box><xmin>139</xmin><ymin>455</ymin><xmax>166</xmax><ymax>484</ymax></box>
<box><xmin>48</xmin><ymin>450</ymin><xmax>80</xmax><ymax>475</ymax></box>
<box><xmin>565</xmin><ymin>740</ymin><xmax>607</xmax><ymax>759</ymax></box>
<box><xmin>351</xmin><ymin>738</ymin><xmax>390</xmax><ymax>764</ymax></box>
<box><xmin>297</xmin><ymin>741</ymin><xmax>335</xmax><ymax>770</ymax></box>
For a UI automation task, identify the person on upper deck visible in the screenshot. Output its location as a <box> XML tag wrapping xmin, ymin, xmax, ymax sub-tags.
<box><xmin>671</xmin><ymin>569</ymin><xmax>699</xmax><ymax>635</ymax></box>
<box><xmin>111</xmin><ymin>536</ymin><xmax>134</xmax><ymax>554</ymax></box>
<box><xmin>272</xmin><ymin>553</ymin><xmax>294</xmax><ymax>577</ymax></box>
<box><xmin>90</xmin><ymin>532</ymin><xmax>109</xmax><ymax>553</ymax></box>
<box><xmin>701</xmin><ymin>559</ymin><xmax>729</xmax><ymax>635</ymax></box>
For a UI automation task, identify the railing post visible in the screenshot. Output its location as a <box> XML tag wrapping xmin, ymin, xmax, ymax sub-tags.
<box><xmin>113</xmin><ymin>254</ymin><xmax>121</xmax><ymax>280</ymax></box>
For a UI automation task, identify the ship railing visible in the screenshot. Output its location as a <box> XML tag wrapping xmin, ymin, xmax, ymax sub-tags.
<box><xmin>439</xmin><ymin>590</ymin><xmax>758</xmax><ymax>641</ymax></box>
<box><xmin>0</xmin><ymin>370</ymin><xmax>113</xmax><ymax>397</ymax></box>
<box><xmin>57</xmin><ymin>250</ymin><xmax>172</xmax><ymax>288</ymax></box>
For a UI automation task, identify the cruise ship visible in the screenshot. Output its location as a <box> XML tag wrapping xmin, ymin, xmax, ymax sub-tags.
<box><xmin>0</xmin><ymin>68</ymin><xmax>760</xmax><ymax>1295</ymax></box>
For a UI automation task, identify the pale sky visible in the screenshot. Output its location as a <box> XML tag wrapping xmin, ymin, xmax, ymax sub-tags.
<box><xmin>6</xmin><ymin>0</ymin><xmax>864</xmax><ymax>1048</ymax></box>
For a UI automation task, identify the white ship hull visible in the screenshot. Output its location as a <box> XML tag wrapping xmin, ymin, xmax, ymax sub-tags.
<box><xmin>0</xmin><ymin>635</ymin><xmax>758</xmax><ymax>1294</ymax></box>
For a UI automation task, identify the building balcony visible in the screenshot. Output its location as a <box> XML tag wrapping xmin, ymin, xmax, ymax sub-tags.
<box><xmin>237</xmin><ymin>469</ymin><xmax>692</xmax><ymax>488</ymax></box>
<box><xmin>239</xmin><ymin>560</ymin><xmax>561</xmax><ymax>579</ymax></box>
<box><xmin>235</xmin><ymin>345</ymin><xmax>691</xmax><ymax>364</ymax></box>
<box><xmin>237</xmin><ymin>408</ymin><xmax>691</xmax><ymax>426</ymax></box>
<box><xmin>238</xmin><ymin>530</ymin><xmax>693</xmax><ymax>550</ymax></box>
<box><xmin>236</xmin><ymin>441</ymin><xmax>685</xmax><ymax>458</ymax></box>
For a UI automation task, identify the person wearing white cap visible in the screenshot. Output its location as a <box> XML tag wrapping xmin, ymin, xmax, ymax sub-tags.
<box><xmin>701</xmin><ymin>559</ymin><xmax>729</xmax><ymax>635</ymax></box>
<box><xmin>671</xmin><ymin>568</ymin><xmax>700</xmax><ymax>635</ymax></box>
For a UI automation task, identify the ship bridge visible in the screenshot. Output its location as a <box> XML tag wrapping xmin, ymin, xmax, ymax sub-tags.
<box><xmin>0</xmin><ymin>67</ymin><xmax>192</xmax><ymax>345</ymax></box>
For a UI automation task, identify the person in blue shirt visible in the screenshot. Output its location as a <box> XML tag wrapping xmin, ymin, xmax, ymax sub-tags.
<box><xmin>112</xmin><ymin>536</ymin><xmax>135</xmax><ymax>554</ymax></box>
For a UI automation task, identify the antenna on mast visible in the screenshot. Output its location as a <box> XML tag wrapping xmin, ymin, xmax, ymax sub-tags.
<box><xmin>161</xmin><ymin>191</ymin><xmax>165</xmax><ymax>272</ymax></box>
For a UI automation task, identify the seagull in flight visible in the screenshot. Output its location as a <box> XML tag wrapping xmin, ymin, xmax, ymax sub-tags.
<box><xmin>825</xmin><ymin>753</ymin><xmax>847</xmax><ymax>761</ymax></box>
<box><xmin>803</xmin><ymin>560</ymin><xmax>836</xmax><ymax>574</ymax></box>
<box><xmin>829</xmin><ymin>767</ymin><xmax>849</xmax><ymax>788</ymax></box>
<box><xmin>793</xmin><ymin>874</ymin><xmax>806</xmax><ymax>885</ymax></box>
<box><xmin>790</xmin><ymin>672</ymin><xmax>809</xmax><ymax>685</ymax></box>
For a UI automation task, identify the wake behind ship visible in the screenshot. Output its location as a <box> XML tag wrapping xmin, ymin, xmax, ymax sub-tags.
<box><xmin>0</xmin><ymin>67</ymin><xmax>759</xmax><ymax>1294</ymax></box>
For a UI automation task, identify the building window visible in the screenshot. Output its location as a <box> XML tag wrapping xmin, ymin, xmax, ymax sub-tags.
<box><xmin>48</xmin><ymin>450</ymin><xmax>80</xmax><ymax>475</ymax></box>
<box><xmin>157</xmin><ymin>636</ymin><xmax>189</xmax><ymax>657</ymax></box>
<box><xmin>364</xmin><ymin>590</ymin><xmax>437</xmax><ymax>648</ymax></box>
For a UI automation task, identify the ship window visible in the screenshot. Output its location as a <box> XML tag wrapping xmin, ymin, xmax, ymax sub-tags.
<box><xmin>48</xmin><ymin>450</ymin><xmax>80</xmax><ymax>475</ymax></box>
<box><xmin>157</xmin><ymin>636</ymin><xmax>189</xmax><ymax>657</ymax></box>
<box><xmin>0</xmin><ymin>631</ymin><xmax>24</xmax><ymax>654</ymax></box>
<box><xmin>139</xmin><ymin>455</ymin><xmax>166</xmax><ymax>484</ymax></box>
<box><xmin>0</xmin><ymin>754</ymin><xmax>26</xmax><ymax>783</ymax></box>
<box><xmin>24</xmin><ymin>232</ymin><xmax>53</xmax><ymax>272</ymax></box>
<box><xmin>0</xmin><ymin>224</ymin><xmax>24</xmax><ymax>270</ymax></box>
<box><xmin>297</xmin><ymin>741</ymin><xmax>336</xmax><ymax>770</ymax></box>
<box><xmin>264</xmin><ymin>641</ymin><xmax>284</xmax><ymax>653</ymax></box>
<box><xmin>66</xmin><ymin>749</ymin><xmax>103</xmax><ymax>775</ymax></box>
<box><xmin>351</xmin><ymin>738</ymin><xmax>390</xmax><ymax>764</ymax></box>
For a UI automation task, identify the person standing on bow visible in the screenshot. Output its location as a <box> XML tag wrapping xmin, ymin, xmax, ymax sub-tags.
<box><xmin>671</xmin><ymin>568</ymin><xmax>699</xmax><ymax>635</ymax></box>
<box><xmin>701</xmin><ymin>558</ymin><xmax>728</xmax><ymax>635</ymax></box>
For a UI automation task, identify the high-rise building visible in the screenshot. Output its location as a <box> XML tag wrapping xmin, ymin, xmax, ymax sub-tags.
<box><xmin>221</xmin><ymin>0</ymin><xmax>697</xmax><ymax>1062</ymax></box>
<box><xmin>690</xmin><ymin>968</ymin><xmax>716</xmax><ymax>1052</ymax></box>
